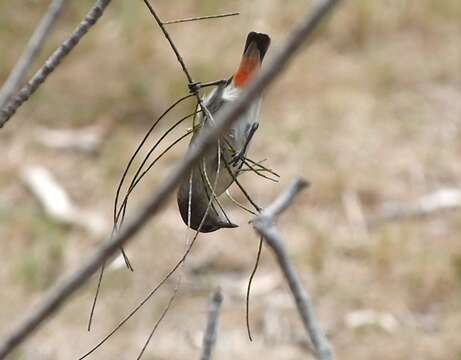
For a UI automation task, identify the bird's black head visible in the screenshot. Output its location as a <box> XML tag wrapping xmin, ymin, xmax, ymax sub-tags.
<box><xmin>243</xmin><ymin>32</ymin><xmax>271</xmax><ymax>61</ymax></box>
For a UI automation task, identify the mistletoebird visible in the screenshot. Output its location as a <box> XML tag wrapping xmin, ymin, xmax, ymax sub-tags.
<box><xmin>177</xmin><ymin>32</ymin><xmax>271</xmax><ymax>232</ymax></box>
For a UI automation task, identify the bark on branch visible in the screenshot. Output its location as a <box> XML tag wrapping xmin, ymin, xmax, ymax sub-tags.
<box><xmin>0</xmin><ymin>0</ymin><xmax>112</xmax><ymax>128</ymax></box>
<box><xmin>0</xmin><ymin>0</ymin><xmax>68</xmax><ymax>109</ymax></box>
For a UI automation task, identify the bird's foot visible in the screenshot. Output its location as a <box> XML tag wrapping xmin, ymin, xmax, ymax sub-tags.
<box><xmin>188</xmin><ymin>79</ymin><xmax>227</xmax><ymax>94</ymax></box>
<box><xmin>230</xmin><ymin>150</ymin><xmax>246</xmax><ymax>167</ymax></box>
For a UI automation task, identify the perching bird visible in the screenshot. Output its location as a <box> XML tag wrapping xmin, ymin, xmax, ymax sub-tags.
<box><xmin>177</xmin><ymin>32</ymin><xmax>270</xmax><ymax>233</ymax></box>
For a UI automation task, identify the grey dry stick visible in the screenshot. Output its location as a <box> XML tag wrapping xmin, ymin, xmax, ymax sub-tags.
<box><xmin>253</xmin><ymin>178</ymin><xmax>333</xmax><ymax>360</ymax></box>
<box><xmin>0</xmin><ymin>0</ymin><xmax>68</xmax><ymax>109</ymax></box>
<box><xmin>0</xmin><ymin>0</ymin><xmax>112</xmax><ymax>128</ymax></box>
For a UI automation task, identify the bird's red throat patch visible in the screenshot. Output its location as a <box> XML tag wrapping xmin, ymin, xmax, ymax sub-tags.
<box><xmin>234</xmin><ymin>56</ymin><xmax>260</xmax><ymax>88</ymax></box>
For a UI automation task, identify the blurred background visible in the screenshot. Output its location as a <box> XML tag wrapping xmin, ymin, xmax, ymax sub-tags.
<box><xmin>1</xmin><ymin>0</ymin><xmax>461</xmax><ymax>359</ymax></box>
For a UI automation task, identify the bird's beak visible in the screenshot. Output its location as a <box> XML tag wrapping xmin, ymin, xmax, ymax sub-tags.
<box><xmin>217</xmin><ymin>221</ymin><xmax>239</xmax><ymax>229</ymax></box>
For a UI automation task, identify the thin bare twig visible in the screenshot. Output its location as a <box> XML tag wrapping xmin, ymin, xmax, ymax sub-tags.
<box><xmin>82</xmin><ymin>120</ymin><xmax>229</xmax><ymax>358</ymax></box>
<box><xmin>0</xmin><ymin>0</ymin><xmax>68</xmax><ymax>109</ymax></box>
<box><xmin>0</xmin><ymin>0</ymin><xmax>340</xmax><ymax>357</ymax></box>
<box><xmin>143</xmin><ymin>0</ymin><xmax>194</xmax><ymax>84</ymax></box>
<box><xmin>245</xmin><ymin>237</ymin><xmax>263</xmax><ymax>341</ymax></box>
<box><xmin>200</xmin><ymin>288</ymin><xmax>223</xmax><ymax>360</ymax></box>
<box><xmin>241</xmin><ymin>159</ymin><xmax>279</xmax><ymax>183</ymax></box>
<box><xmin>164</xmin><ymin>12</ymin><xmax>239</xmax><ymax>25</ymax></box>
<box><xmin>113</xmin><ymin>94</ymin><xmax>194</xmax><ymax>229</ymax></box>
<box><xmin>79</xmin><ymin>225</ymin><xmax>199</xmax><ymax>359</ymax></box>
<box><xmin>244</xmin><ymin>157</ymin><xmax>280</xmax><ymax>178</ymax></box>
<box><xmin>86</xmin><ymin>63</ymin><xmax>195</xmax><ymax>337</ymax></box>
<box><xmin>136</xmin><ymin>287</ymin><xmax>178</xmax><ymax>360</ymax></box>
<box><xmin>115</xmin><ymin>111</ymin><xmax>199</xmax><ymax>229</ymax></box>
<box><xmin>0</xmin><ymin>0</ymin><xmax>112</xmax><ymax>128</ymax></box>
<box><xmin>225</xmin><ymin>190</ymin><xmax>258</xmax><ymax>215</ymax></box>
<box><xmin>252</xmin><ymin>178</ymin><xmax>333</xmax><ymax>360</ymax></box>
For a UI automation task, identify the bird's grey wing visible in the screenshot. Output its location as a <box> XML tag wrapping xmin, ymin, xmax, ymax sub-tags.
<box><xmin>202</xmin><ymin>84</ymin><xmax>226</xmax><ymax>118</ymax></box>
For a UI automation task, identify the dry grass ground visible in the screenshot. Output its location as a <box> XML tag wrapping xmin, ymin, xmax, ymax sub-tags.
<box><xmin>1</xmin><ymin>0</ymin><xmax>461</xmax><ymax>359</ymax></box>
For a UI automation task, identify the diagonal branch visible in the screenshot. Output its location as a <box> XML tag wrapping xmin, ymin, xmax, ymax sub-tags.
<box><xmin>0</xmin><ymin>0</ymin><xmax>68</xmax><ymax>109</ymax></box>
<box><xmin>252</xmin><ymin>178</ymin><xmax>333</xmax><ymax>360</ymax></box>
<box><xmin>0</xmin><ymin>0</ymin><xmax>112</xmax><ymax>128</ymax></box>
<box><xmin>0</xmin><ymin>0</ymin><xmax>341</xmax><ymax>357</ymax></box>
<box><xmin>142</xmin><ymin>0</ymin><xmax>194</xmax><ymax>84</ymax></box>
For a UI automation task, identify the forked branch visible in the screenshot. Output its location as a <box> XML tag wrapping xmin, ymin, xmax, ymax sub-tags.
<box><xmin>252</xmin><ymin>178</ymin><xmax>333</xmax><ymax>360</ymax></box>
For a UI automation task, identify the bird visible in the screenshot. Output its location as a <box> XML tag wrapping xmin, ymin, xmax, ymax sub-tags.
<box><xmin>177</xmin><ymin>31</ymin><xmax>270</xmax><ymax>233</ymax></box>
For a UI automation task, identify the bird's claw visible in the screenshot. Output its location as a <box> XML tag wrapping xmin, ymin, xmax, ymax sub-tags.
<box><xmin>230</xmin><ymin>151</ymin><xmax>245</xmax><ymax>167</ymax></box>
<box><xmin>189</xmin><ymin>79</ymin><xmax>227</xmax><ymax>94</ymax></box>
<box><xmin>188</xmin><ymin>82</ymin><xmax>201</xmax><ymax>94</ymax></box>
